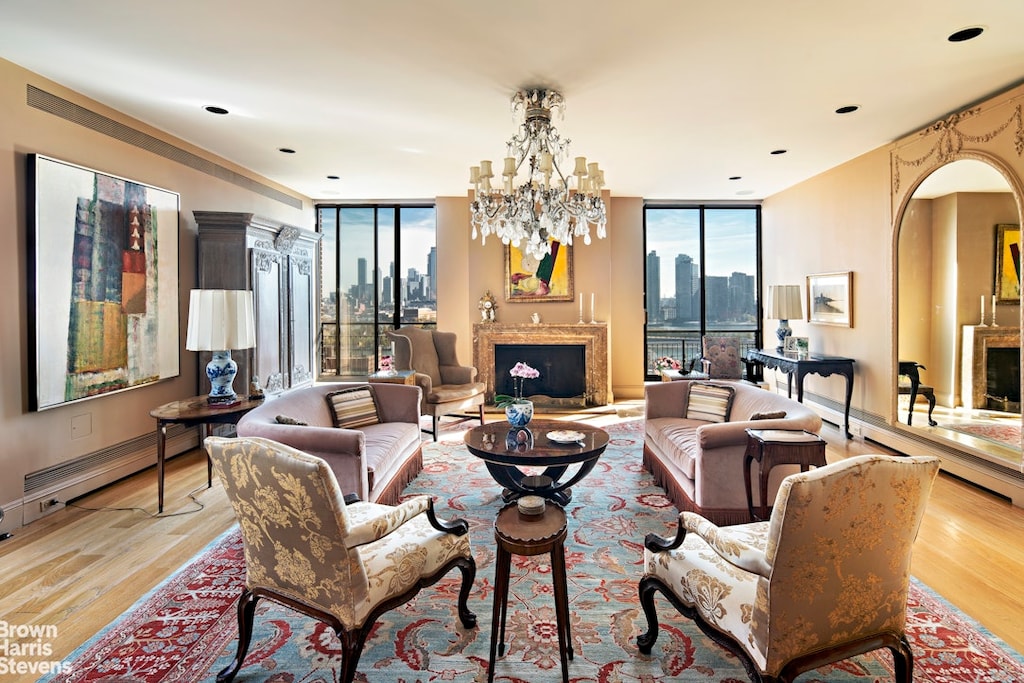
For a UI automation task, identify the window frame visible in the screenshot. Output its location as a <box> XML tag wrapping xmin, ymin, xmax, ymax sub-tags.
<box><xmin>643</xmin><ymin>203</ymin><xmax>763</xmax><ymax>380</ymax></box>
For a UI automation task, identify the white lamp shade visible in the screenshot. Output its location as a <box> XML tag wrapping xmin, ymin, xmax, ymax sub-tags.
<box><xmin>767</xmin><ymin>284</ymin><xmax>803</xmax><ymax>320</ymax></box>
<box><xmin>185</xmin><ymin>289</ymin><xmax>256</xmax><ymax>351</ymax></box>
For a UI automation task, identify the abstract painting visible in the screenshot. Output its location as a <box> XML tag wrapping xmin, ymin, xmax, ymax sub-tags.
<box><xmin>504</xmin><ymin>240</ymin><xmax>574</xmax><ymax>302</ymax></box>
<box><xmin>28</xmin><ymin>154</ymin><xmax>180</xmax><ymax>410</ymax></box>
<box><xmin>995</xmin><ymin>223</ymin><xmax>1021</xmax><ymax>303</ymax></box>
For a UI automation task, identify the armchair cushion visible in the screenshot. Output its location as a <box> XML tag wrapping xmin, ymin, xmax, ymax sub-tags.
<box><xmin>685</xmin><ymin>382</ymin><xmax>735</xmax><ymax>423</ymax></box>
<box><xmin>326</xmin><ymin>386</ymin><xmax>381</xmax><ymax>429</ymax></box>
<box><xmin>344</xmin><ymin>494</ymin><xmax>431</xmax><ymax>547</ymax></box>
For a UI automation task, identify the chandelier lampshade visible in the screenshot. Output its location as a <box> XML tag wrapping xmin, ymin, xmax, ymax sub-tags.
<box><xmin>469</xmin><ymin>89</ymin><xmax>607</xmax><ymax>261</ymax></box>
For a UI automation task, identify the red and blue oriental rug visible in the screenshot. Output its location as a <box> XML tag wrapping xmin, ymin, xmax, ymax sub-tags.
<box><xmin>43</xmin><ymin>419</ymin><xmax>1024</xmax><ymax>682</ymax></box>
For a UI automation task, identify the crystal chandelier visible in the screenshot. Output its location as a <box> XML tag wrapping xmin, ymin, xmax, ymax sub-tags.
<box><xmin>469</xmin><ymin>89</ymin><xmax>607</xmax><ymax>262</ymax></box>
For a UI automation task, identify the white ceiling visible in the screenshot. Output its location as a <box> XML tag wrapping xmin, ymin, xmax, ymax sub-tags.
<box><xmin>2</xmin><ymin>1</ymin><xmax>1023</xmax><ymax>203</ymax></box>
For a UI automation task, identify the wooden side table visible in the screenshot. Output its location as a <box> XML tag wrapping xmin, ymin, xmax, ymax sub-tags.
<box><xmin>367</xmin><ymin>370</ymin><xmax>416</xmax><ymax>385</ymax></box>
<box><xmin>743</xmin><ymin>428</ymin><xmax>827</xmax><ymax>521</ymax></box>
<box><xmin>489</xmin><ymin>502</ymin><xmax>571</xmax><ymax>683</ymax></box>
<box><xmin>149</xmin><ymin>395</ymin><xmax>263</xmax><ymax>513</ymax></box>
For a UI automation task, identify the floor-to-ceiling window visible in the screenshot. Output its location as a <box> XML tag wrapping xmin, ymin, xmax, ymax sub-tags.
<box><xmin>644</xmin><ymin>205</ymin><xmax>761</xmax><ymax>378</ymax></box>
<box><xmin>317</xmin><ymin>204</ymin><xmax>437</xmax><ymax>378</ymax></box>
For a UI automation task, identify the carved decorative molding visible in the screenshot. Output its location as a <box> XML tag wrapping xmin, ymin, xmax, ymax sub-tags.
<box><xmin>892</xmin><ymin>104</ymin><xmax>1024</xmax><ymax>195</ymax></box>
<box><xmin>473</xmin><ymin>322</ymin><xmax>611</xmax><ymax>406</ymax></box>
<box><xmin>274</xmin><ymin>225</ymin><xmax>302</xmax><ymax>253</ymax></box>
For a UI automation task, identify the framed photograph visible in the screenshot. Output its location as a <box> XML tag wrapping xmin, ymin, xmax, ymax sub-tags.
<box><xmin>28</xmin><ymin>154</ymin><xmax>180</xmax><ymax>411</ymax></box>
<box><xmin>806</xmin><ymin>271</ymin><xmax>853</xmax><ymax>327</ymax></box>
<box><xmin>784</xmin><ymin>336</ymin><xmax>809</xmax><ymax>355</ymax></box>
<box><xmin>995</xmin><ymin>223</ymin><xmax>1021</xmax><ymax>303</ymax></box>
<box><xmin>504</xmin><ymin>239</ymin><xmax>574</xmax><ymax>302</ymax></box>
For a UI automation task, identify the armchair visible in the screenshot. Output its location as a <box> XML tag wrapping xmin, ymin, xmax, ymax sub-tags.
<box><xmin>387</xmin><ymin>326</ymin><xmax>486</xmax><ymax>439</ymax></box>
<box><xmin>206</xmin><ymin>436</ymin><xmax>477</xmax><ymax>683</ymax></box>
<box><xmin>637</xmin><ymin>454</ymin><xmax>940</xmax><ymax>683</ymax></box>
<box><xmin>700</xmin><ymin>335</ymin><xmax>748</xmax><ymax>380</ymax></box>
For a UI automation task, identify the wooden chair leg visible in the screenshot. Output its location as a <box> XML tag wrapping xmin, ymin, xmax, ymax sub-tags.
<box><xmin>338</xmin><ymin>627</ymin><xmax>369</xmax><ymax>683</ymax></box>
<box><xmin>216</xmin><ymin>589</ymin><xmax>258</xmax><ymax>682</ymax></box>
<box><xmin>892</xmin><ymin>635</ymin><xmax>914</xmax><ymax>683</ymax></box>
<box><xmin>635</xmin><ymin>576</ymin><xmax>662</xmax><ymax>654</ymax></box>
<box><xmin>432</xmin><ymin>414</ymin><xmax>439</xmax><ymax>441</ymax></box>
<box><xmin>456</xmin><ymin>557</ymin><xmax>478</xmax><ymax>628</ymax></box>
<box><xmin>479</xmin><ymin>404</ymin><xmax>486</xmax><ymax>425</ymax></box>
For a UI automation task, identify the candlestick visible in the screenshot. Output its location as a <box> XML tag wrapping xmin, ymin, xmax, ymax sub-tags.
<box><xmin>979</xmin><ymin>295</ymin><xmax>988</xmax><ymax>327</ymax></box>
<box><xmin>579</xmin><ymin>293</ymin><xmax>584</xmax><ymax>324</ymax></box>
<box><xmin>590</xmin><ymin>292</ymin><xmax>596</xmax><ymax>323</ymax></box>
<box><xmin>992</xmin><ymin>295</ymin><xmax>999</xmax><ymax>327</ymax></box>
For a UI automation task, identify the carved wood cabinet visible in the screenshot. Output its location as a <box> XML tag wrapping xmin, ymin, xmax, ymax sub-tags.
<box><xmin>194</xmin><ymin>211</ymin><xmax>321</xmax><ymax>395</ymax></box>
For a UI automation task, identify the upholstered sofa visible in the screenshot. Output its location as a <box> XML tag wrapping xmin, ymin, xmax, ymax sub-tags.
<box><xmin>235</xmin><ymin>382</ymin><xmax>423</xmax><ymax>505</ymax></box>
<box><xmin>644</xmin><ymin>379</ymin><xmax>823</xmax><ymax>525</ymax></box>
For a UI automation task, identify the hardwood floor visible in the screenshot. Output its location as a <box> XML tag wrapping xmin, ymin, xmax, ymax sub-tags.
<box><xmin>0</xmin><ymin>409</ymin><xmax>1021</xmax><ymax>680</ymax></box>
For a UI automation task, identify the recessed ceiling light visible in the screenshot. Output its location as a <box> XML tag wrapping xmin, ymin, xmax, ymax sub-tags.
<box><xmin>327</xmin><ymin>175</ymin><xmax>340</xmax><ymax>180</ymax></box>
<box><xmin>278</xmin><ymin>148</ymin><xmax>296</xmax><ymax>154</ymax></box>
<box><xmin>204</xmin><ymin>105</ymin><xmax>229</xmax><ymax>115</ymax></box>
<box><xmin>770</xmin><ymin>149</ymin><xmax>787</xmax><ymax>155</ymax></box>
<box><xmin>736</xmin><ymin>190</ymin><xmax>755</xmax><ymax>196</ymax></box>
<box><xmin>835</xmin><ymin>105</ymin><xmax>859</xmax><ymax>114</ymax></box>
<box><xmin>948</xmin><ymin>26</ymin><xmax>984</xmax><ymax>42</ymax></box>
<box><xmin>729</xmin><ymin>176</ymin><xmax>742</xmax><ymax>181</ymax></box>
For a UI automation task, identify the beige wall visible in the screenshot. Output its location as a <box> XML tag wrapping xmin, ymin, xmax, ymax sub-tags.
<box><xmin>0</xmin><ymin>58</ymin><xmax>312</xmax><ymax>532</ymax></box>
<box><xmin>764</xmin><ymin>82</ymin><xmax>1024</xmax><ymax>435</ymax></box>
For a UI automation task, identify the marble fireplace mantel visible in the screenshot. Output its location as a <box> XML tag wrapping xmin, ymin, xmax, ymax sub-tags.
<box><xmin>472</xmin><ymin>322</ymin><xmax>611</xmax><ymax>406</ymax></box>
<box><xmin>961</xmin><ymin>325</ymin><xmax>1021</xmax><ymax>411</ymax></box>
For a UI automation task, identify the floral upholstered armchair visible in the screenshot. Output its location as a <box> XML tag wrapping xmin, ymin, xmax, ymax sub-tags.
<box><xmin>637</xmin><ymin>454</ymin><xmax>940</xmax><ymax>683</ymax></box>
<box><xmin>206</xmin><ymin>436</ymin><xmax>477</xmax><ymax>683</ymax></box>
<box><xmin>700</xmin><ymin>335</ymin><xmax>748</xmax><ymax>380</ymax></box>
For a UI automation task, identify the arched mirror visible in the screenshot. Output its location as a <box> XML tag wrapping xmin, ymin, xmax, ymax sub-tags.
<box><xmin>896</xmin><ymin>158</ymin><xmax>1022</xmax><ymax>468</ymax></box>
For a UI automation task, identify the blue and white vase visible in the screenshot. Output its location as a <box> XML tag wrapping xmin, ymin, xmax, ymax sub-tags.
<box><xmin>505</xmin><ymin>400</ymin><xmax>534</xmax><ymax>427</ymax></box>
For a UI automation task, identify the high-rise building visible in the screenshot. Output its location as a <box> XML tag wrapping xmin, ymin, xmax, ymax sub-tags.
<box><xmin>646</xmin><ymin>251</ymin><xmax>661</xmax><ymax>323</ymax></box>
<box><xmin>427</xmin><ymin>247</ymin><xmax>437</xmax><ymax>299</ymax></box>
<box><xmin>674</xmin><ymin>254</ymin><xmax>695</xmax><ymax>322</ymax></box>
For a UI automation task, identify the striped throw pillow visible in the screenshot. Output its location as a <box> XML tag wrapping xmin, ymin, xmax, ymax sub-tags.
<box><xmin>325</xmin><ymin>387</ymin><xmax>381</xmax><ymax>429</ymax></box>
<box><xmin>686</xmin><ymin>382</ymin><xmax>735</xmax><ymax>423</ymax></box>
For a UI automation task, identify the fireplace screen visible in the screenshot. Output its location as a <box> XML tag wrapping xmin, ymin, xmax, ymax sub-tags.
<box><xmin>494</xmin><ymin>344</ymin><xmax>586</xmax><ymax>404</ymax></box>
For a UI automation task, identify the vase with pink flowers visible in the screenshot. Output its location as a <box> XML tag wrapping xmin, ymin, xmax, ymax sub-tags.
<box><xmin>494</xmin><ymin>361</ymin><xmax>539</xmax><ymax>426</ymax></box>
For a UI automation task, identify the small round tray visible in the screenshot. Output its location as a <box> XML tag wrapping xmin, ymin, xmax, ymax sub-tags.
<box><xmin>546</xmin><ymin>430</ymin><xmax>585</xmax><ymax>444</ymax></box>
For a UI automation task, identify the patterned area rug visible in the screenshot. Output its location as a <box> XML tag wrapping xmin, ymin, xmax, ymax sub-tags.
<box><xmin>942</xmin><ymin>420</ymin><xmax>1022</xmax><ymax>451</ymax></box>
<box><xmin>46</xmin><ymin>419</ymin><xmax>1024</xmax><ymax>682</ymax></box>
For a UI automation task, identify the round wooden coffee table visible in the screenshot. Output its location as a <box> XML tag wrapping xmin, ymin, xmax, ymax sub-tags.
<box><xmin>464</xmin><ymin>419</ymin><xmax>609</xmax><ymax>505</ymax></box>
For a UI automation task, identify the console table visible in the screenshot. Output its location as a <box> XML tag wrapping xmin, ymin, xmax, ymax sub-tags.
<box><xmin>746</xmin><ymin>349</ymin><xmax>855</xmax><ymax>438</ymax></box>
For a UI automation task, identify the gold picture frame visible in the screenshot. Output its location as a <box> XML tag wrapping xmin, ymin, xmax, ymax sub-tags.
<box><xmin>806</xmin><ymin>271</ymin><xmax>853</xmax><ymax>327</ymax></box>
<box><xmin>504</xmin><ymin>240</ymin><xmax>574</xmax><ymax>302</ymax></box>
<box><xmin>995</xmin><ymin>223</ymin><xmax>1021</xmax><ymax>303</ymax></box>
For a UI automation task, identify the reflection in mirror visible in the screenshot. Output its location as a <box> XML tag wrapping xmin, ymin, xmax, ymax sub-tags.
<box><xmin>897</xmin><ymin>159</ymin><xmax>1022</xmax><ymax>467</ymax></box>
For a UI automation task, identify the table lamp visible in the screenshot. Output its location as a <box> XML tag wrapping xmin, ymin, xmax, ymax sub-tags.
<box><xmin>766</xmin><ymin>284</ymin><xmax>803</xmax><ymax>351</ymax></box>
<box><xmin>185</xmin><ymin>289</ymin><xmax>256</xmax><ymax>404</ymax></box>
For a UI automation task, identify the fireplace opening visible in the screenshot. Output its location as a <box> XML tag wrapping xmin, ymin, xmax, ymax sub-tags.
<box><xmin>985</xmin><ymin>347</ymin><xmax>1021</xmax><ymax>412</ymax></box>
<box><xmin>494</xmin><ymin>344</ymin><xmax>586</xmax><ymax>407</ymax></box>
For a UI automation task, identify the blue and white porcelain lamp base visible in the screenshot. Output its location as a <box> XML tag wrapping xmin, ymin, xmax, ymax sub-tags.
<box><xmin>206</xmin><ymin>350</ymin><xmax>239</xmax><ymax>404</ymax></box>
<box><xmin>775</xmin><ymin>320</ymin><xmax>792</xmax><ymax>351</ymax></box>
